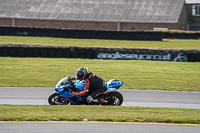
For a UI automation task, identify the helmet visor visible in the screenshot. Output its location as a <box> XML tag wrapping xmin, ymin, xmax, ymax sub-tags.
<box><xmin>76</xmin><ymin>71</ymin><xmax>84</xmax><ymax>80</ymax></box>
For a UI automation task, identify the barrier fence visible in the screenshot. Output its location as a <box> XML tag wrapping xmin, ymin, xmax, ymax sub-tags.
<box><xmin>0</xmin><ymin>45</ymin><xmax>199</xmax><ymax>62</ymax></box>
<box><xmin>0</xmin><ymin>26</ymin><xmax>199</xmax><ymax>61</ymax></box>
<box><xmin>0</xmin><ymin>26</ymin><xmax>200</xmax><ymax>40</ymax></box>
<box><xmin>163</xmin><ymin>32</ymin><xmax>200</xmax><ymax>39</ymax></box>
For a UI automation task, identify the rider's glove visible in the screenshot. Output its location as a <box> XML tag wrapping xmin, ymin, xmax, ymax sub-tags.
<box><xmin>67</xmin><ymin>76</ymin><xmax>77</xmax><ymax>82</ymax></box>
<box><xmin>67</xmin><ymin>77</ymin><xmax>72</xmax><ymax>82</ymax></box>
<box><xmin>71</xmin><ymin>92</ymin><xmax>77</xmax><ymax>97</ymax></box>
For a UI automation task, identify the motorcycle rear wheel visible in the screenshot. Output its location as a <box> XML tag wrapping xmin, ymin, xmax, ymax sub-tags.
<box><xmin>48</xmin><ymin>93</ymin><xmax>69</xmax><ymax>105</ymax></box>
<box><xmin>105</xmin><ymin>91</ymin><xmax>123</xmax><ymax>106</ymax></box>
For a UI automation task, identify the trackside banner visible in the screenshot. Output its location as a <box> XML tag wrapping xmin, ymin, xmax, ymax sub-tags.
<box><xmin>96</xmin><ymin>51</ymin><xmax>188</xmax><ymax>62</ymax></box>
<box><xmin>1</xmin><ymin>46</ymin><xmax>199</xmax><ymax>62</ymax></box>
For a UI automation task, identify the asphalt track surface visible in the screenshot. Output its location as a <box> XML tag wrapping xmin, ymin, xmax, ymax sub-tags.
<box><xmin>0</xmin><ymin>87</ymin><xmax>200</xmax><ymax>132</ymax></box>
<box><xmin>0</xmin><ymin>87</ymin><xmax>200</xmax><ymax>109</ymax></box>
<box><xmin>0</xmin><ymin>122</ymin><xmax>200</xmax><ymax>133</ymax></box>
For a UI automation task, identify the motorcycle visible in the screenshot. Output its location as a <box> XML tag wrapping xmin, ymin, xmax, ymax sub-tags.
<box><xmin>48</xmin><ymin>76</ymin><xmax>124</xmax><ymax>106</ymax></box>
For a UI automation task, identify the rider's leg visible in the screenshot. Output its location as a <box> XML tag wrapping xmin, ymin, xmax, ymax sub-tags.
<box><xmin>87</xmin><ymin>87</ymin><xmax>107</xmax><ymax>104</ymax></box>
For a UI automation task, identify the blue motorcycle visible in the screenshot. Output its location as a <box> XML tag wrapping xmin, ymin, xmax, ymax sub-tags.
<box><xmin>48</xmin><ymin>76</ymin><xmax>124</xmax><ymax>106</ymax></box>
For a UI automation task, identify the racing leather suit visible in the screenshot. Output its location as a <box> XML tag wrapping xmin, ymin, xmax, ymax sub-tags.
<box><xmin>76</xmin><ymin>71</ymin><xmax>107</xmax><ymax>103</ymax></box>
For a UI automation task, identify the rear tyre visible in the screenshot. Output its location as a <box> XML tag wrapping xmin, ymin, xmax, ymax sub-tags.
<box><xmin>105</xmin><ymin>91</ymin><xmax>123</xmax><ymax>106</ymax></box>
<box><xmin>48</xmin><ymin>93</ymin><xmax>69</xmax><ymax>105</ymax></box>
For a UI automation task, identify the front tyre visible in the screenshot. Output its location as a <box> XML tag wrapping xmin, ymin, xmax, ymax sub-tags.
<box><xmin>48</xmin><ymin>93</ymin><xmax>69</xmax><ymax>105</ymax></box>
<box><xmin>105</xmin><ymin>91</ymin><xmax>123</xmax><ymax>106</ymax></box>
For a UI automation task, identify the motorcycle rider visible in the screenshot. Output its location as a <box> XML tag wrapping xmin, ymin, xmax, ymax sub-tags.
<box><xmin>70</xmin><ymin>67</ymin><xmax>107</xmax><ymax>104</ymax></box>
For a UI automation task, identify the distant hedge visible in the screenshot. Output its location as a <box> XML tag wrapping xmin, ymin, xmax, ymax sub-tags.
<box><xmin>0</xmin><ymin>26</ymin><xmax>162</xmax><ymax>41</ymax></box>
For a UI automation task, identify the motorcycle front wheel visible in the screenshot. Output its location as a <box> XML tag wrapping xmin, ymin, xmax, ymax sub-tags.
<box><xmin>48</xmin><ymin>93</ymin><xmax>69</xmax><ymax>105</ymax></box>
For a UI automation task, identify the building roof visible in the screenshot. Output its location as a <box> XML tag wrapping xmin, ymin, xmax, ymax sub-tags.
<box><xmin>0</xmin><ymin>0</ymin><xmax>185</xmax><ymax>23</ymax></box>
<box><xmin>185</xmin><ymin>0</ymin><xmax>200</xmax><ymax>4</ymax></box>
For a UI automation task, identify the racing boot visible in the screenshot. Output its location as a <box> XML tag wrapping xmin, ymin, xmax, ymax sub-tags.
<box><xmin>97</xmin><ymin>98</ymin><xmax>107</xmax><ymax>104</ymax></box>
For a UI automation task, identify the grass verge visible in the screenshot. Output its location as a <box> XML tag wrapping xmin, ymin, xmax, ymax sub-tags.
<box><xmin>0</xmin><ymin>105</ymin><xmax>199</xmax><ymax>124</ymax></box>
<box><xmin>0</xmin><ymin>57</ymin><xmax>200</xmax><ymax>91</ymax></box>
<box><xmin>0</xmin><ymin>36</ymin><xmax>200</xmax><ymax>50</ymax></box>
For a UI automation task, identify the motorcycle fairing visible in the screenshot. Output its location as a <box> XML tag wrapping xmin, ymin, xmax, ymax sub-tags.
<box><xmin>60</xmin><ymin>93</ymin><xmax>87</xmax><ymax>104</ymax></box>
<box><xmin>74</xmin><ymin>80</ymin><xmax>85</xmax><ymax>92</ymax></box>
<box><xmin>106</xmin><ymin>79</ymin><xmax>124</xmax><ymax>89</ymax></box>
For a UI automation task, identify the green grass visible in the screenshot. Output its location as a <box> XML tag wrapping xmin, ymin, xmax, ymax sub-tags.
<box><xmin>0</xmin><ymin>105</ymin><xmax>199</xmax><ymax>124</ymax></box>
<box><xmin>0</xmin><ymin>36</ymin><xmax>200</xmax><ymax>91</ymax></box>
<box><xmin>0</xmin><ymin>36</ymin><xmax>200</xmax><ymax>124</ymax></box>
<box><xmin>0</xmin><ymin>57</ymin><xmax>200</xmax><ymax>91</ymax></box>
<box><xmin>0</xmin><ymin>36</ymin><xmax>200</xmax><ymax>49</ymax></box>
